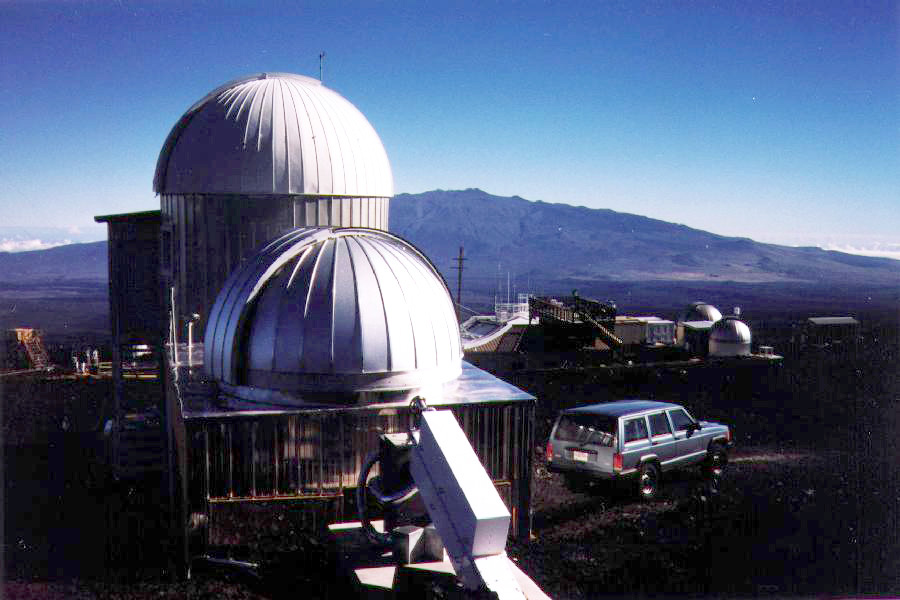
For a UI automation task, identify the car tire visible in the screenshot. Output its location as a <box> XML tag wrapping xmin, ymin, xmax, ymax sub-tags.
<box><xmin>637</xmin><ymin>462</ymin><xmax>659</xmax><ymax>501</ymax></box>
<box><xmin>704</xmin><ymin>443</ymin><xmax>728</xmax><ymax>479</ymax></box>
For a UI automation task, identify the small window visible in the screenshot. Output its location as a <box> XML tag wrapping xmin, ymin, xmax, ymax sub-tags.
<box><xmin>668</xmin><ymin>409</ymin><xmax>694</xmax><ymax>432</ymax></box>
<box><xmin>649</xmin><ymin>412</ymin><xmax>672</xmax><ymax>436</ymax></box>
<box><xmin>623</xmin><ymin>418</ymin><xmax>649</xmax><ymax>443</ymax></box>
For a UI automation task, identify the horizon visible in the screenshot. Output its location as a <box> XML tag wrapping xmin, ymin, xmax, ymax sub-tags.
<box><xmin>2</xmin><ymin>186</ymin><xmax>900</xmax><ymax>261</ymax></box>
<box><xmin>1</xmin><ymin>2</ymin><xmax>897</xmax><ymax>259</ymax></box>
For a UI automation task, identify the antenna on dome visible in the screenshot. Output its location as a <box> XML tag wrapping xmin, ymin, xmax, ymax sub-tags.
<box><xmin>319</xmin><ymin>51</ymin><xmax>326</xmax><ymax>83</ymax></box>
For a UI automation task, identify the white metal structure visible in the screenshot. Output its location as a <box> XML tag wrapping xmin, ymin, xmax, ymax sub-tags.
<box><xmin>614</xmin><ymin>316</ymin><xmax>676</xmax><ymax>346</ymax></box>
<box><xmin>678</xmin><ymin>302</ymin><xmax>723</xmax><ymax>324</ymax></box>
<box><xmin>460</xmin><ymin>293</ymin><xmax>533</xmax><ymax>351</ymax></box>
<box><xmin>204</xmin><ymin>227</ymin><xmax>462</xmax><ymax>395</ymax></box>
<box><xmin>154</xmin><ymin>72</ymin><xmax>393</xmax><ymax>199</ymax></box>
<box><xmin>410</xmin><ymin>410</ymin><xmax>528</xmax><ymax>599</ymax></box>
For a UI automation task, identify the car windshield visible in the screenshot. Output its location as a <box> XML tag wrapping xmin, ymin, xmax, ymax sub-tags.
<box><xmin>554</xmin><ymin>414</ymin><xmax>617</xmax><ymax>447</ymax></box>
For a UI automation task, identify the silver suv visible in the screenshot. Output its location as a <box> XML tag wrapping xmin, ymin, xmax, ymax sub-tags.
<box><xmin>546</xmin><ymin>400</ymin><xmax>732</xmax><ymax>499</ymax></box>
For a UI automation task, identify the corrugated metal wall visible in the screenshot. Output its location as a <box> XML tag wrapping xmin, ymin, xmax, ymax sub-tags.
<box><xmin>161</xmin><ymin>194</ymin><xmax>390</xmax><ymax>337</ymax></box>
<box><xmin>183</xmin><ymin>400</ymin><xmax>533</xmax><ymax>551</ymax></box>
<box><xmin>105</xmin><ymin>215</ymin><xmax>163</xmax><ymax>343</ymax></box>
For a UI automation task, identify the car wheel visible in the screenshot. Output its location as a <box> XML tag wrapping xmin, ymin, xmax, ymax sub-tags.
<box><xmin>637</xmin><ymin>462</ymin><xmax>659</xmax><ymax>501</ymax></box>
<box><xmin>705</xmin><ymin>443</ymin><xmax>728</xmax><ymax>478</ymax></box>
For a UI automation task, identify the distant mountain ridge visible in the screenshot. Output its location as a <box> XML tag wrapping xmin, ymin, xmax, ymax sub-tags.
<box><xmin>1</xmin><ymin>190</ymin><xmax>897</xmax><ymax>290</ymax></box>
<box><xmin>1</xmin><ymin>191</ymin><xmax>897</xmax><ymax>337</ymax></box>
<box><xmin>0</xmin><ymin>241</ymin><xmax>107</xmax><ymax>282</ymax></box>
<box><xmin>390</xmin><ymin>189</ymin><xmax>900</xmax><ymax>289</ymax></box>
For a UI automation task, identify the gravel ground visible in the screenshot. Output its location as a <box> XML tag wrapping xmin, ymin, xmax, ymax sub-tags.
<box><xmin>4</xmin><ymin>320</ymin><xmax>898</xmax><ymax>599</ymax></box>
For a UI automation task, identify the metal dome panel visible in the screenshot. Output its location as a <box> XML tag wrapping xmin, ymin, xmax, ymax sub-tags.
<box><xmin>204</xmin><ymin>228</ymin><xmax>462</xmax><ymax>393</ymax></box>
<box><xmin>709</xmin><ymin>316</ymin><xmax>752</xmax><ymax>356</ymax></box>
<box><xmin>154</xmin><ymin>73</ymin><xmax>393</xmax><ymax>197</ymax></box>
<box><xmin>679</xmin><ymin>302</ymin><xmax>722</xmax><ymax>324</ymax></box>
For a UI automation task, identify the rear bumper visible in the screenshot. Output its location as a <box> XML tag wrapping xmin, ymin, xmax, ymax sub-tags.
<box><xmin>547</xmin><ymin>461</ymin><xmax>627</xmax><ymax>481</ymax></box>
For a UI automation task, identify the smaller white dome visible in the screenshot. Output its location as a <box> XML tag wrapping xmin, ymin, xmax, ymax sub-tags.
<box><xmin>679</xmin><ymin>302</ymin><xmax>722</xmax><ymax>323</ymax></box>
<box><xmin>709</xmin><ymin>316</ymin><xmax>751</xmax><ymax>357</ymax></box>
<box><xmin>204</xmin><ymin>227</ymin><xmax>462</xmax><ymax>395</ymax></box>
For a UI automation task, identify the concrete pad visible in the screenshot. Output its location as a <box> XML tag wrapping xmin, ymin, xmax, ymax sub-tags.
<box><xmin>354</xmin><ymin>565</ymin><xmax>397</xmax><ymax>589</ymax></box>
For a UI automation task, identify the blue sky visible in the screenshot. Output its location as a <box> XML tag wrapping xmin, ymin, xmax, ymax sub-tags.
<box><xmin>1</xmin><ymin>1</ymin><xmax>897</xmax><ymax>258</ymax></box>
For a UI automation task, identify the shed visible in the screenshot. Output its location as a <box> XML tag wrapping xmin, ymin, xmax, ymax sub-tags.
<box><xmin>804</xmin><ymin>316</ymin><xmax>860</xmax><ymax>347</ymax></box>
<box><xmin>677</xmin><ymin>321</ymin><xmax>714</xmax><ymax>356</ymax></box>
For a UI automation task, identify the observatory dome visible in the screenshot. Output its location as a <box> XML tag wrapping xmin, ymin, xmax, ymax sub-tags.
<box><xmin>204</xmin><ymin>228</ymin><xmax>462</xmax><ymax>395</ymax></box>
<box><xmin>708</xmin><ymin>316</ymin><xmax>752</xmax><ymax>357</ymax></box>
<box><xmin>679</xmin><ymin>302</ymin><xmax>723</xmax><ymax>323</ymax></box>
<box><xmin>153</xmin><ymin>73</ymin><xmax>393</xmax><ymax>197</ymax></box>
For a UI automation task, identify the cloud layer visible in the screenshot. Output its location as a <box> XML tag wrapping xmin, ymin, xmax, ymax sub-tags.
<box><xmin>823</xmin><ymin>243</ymin><xmax>900</xmax><ymax>261</ymax></box>
<box><xmin>0</xmin><ymin>238</ymin><xmax>72</xmax><ymax>253</ymax></box>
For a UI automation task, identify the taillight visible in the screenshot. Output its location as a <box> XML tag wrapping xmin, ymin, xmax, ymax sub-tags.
<box><xmin>613</xmin><ymin>453</ymin><xmax>623</xmax><ymax>472</ymax></box>
<box><xmin>546</xmin><ymin>440</ymin><xmax>553</xmax><ymax>461</ymax></box>
<box><xmin>726</xmin><ymin>428</ymin><xmax>732</xmax><ymax>443</ymax></box>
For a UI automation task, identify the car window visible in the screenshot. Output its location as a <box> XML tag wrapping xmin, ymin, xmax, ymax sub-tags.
<box><xmin>554</xmin><ymin>414</ymin><xmax>617</xmax><ymax>447</ymax></box>
<box><xmin>668</xmin><ymin>408</ymin><xmax>694</xmax><ymax>432</ymax></box>
<box><xmin>623</xmin><ymin>417</ymin><xmax>648</xmax><ymax>443</ymax></box>
<box><xmin>648</xmin><ymin>412</ymin><xmax>672</xmax><ymax>436</ymax></box>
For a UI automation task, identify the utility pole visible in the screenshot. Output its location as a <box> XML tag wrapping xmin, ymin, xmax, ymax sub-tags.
<box><xmin>452</xmin><ymin>246</ymin><xmax>466</xmax><ymax>323</ymax></box>
<box><xmin>319</xmin><ymin>51</ymin><xmax>326</xmax><ymax>83</ymax></box>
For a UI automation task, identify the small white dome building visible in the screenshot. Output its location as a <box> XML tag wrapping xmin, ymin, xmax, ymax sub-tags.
<box><xmin>708</xmin><ymin>316</ymin><xmax>752</xmax><ymax>357</ymax></box>
<box><xmin>679</xmin><ymin>302</ymin><xmax>723</xmax><ymax>324</ymax></box>
<box><xmin>204</xmin><ymin>228</ymin><xmax>462</xmax><ymax>398</ymax></box>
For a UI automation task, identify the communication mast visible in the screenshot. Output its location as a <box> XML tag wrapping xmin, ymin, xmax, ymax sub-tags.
<box><xmin>452</xmin><ymin>246</ymin><xmax>466</xmax><ymax>323</ymax></box>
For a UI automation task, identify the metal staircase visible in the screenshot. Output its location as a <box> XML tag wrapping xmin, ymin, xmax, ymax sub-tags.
<box><xmin>19</xmin><ymin>329</ymin><xmax>51</xmax><ymax>369</ymax></box>
<box><xmin>578</xmin><ymin>312</ymin><xmax>623</xmax><ymax>348</ymax></box>
<box><xmin>529</xmin><ymin>295</ymin><xmax>623</xmax><ymax>348</ymax></box>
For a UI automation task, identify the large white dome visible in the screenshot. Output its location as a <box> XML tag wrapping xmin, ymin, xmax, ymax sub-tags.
<box><xmin>204</xmin><ymin>227</ymin><xmax>462</xmax><ymax>394</ymax></box>
<box><xmin>153</xmin><ymin>73</ymin><xmax>393</xmax><ymax>197</ymax></box>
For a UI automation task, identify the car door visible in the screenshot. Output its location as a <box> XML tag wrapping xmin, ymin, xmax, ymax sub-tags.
<box><xmin>667</xmin><ymin>407</ymin><xmax>704</xmax><ymax>466</ymax></box>
<box><xmin>620</xmin><ymin>416</ymin><xmax>651</xmax><ymax>473</ymax></box>
<box><xmin>647</xmin><ymin>411</ymin><xmax>678</xmax><ymax>469</ymax></box>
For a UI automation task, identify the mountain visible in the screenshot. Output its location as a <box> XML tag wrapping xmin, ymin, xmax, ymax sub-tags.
<box><xmin>390</xmin><ymin>189</ymin><xmax>900</xmax><ymax>292</ymax></box>
<box><xmin>0</xmin><ymin>241</ymin><xmax>109</xmax><ymax>340</ymax></box>
<box><xmin>0</xmin><ymin>241</ymin><xmax>108</xmax><ymax>283</ymax></box>
<box><xmin>4</xmin><ymin>193</ymin><xmax>895</xmax><ymax>290</ymax></box>
<box><xmin>0</xmin><ymin>192</ymin><xmax>897</xmax><ymax>339</ymax></box>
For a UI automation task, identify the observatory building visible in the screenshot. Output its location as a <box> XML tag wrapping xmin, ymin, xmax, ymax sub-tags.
<box><xmin>675</xmin><ymin>301</ymin><xmax>723</xmax><ymax>355</ymax></box>
<box><xmin>153</xmin><ymin>73</ymin><xmax>394</xmax><ymax>336</ymax></box>
<box><xmin>708</xmin><ymin>315</ymin><xmax>752</xmax><ymax>357</ymax></box>
<box><xmin>205</xmin><ymin>227</ymin><xmax>463</xmax><ymax>398</ymax></box>
<box><xmin>678</xmin><ymin>301</ymin><xmax>723</xmax><ymax>324</ymax></box>
<box><xmin>96</xmin><ymin>73</ymin><xmax>535</xmax><ymax>577</ymax></box>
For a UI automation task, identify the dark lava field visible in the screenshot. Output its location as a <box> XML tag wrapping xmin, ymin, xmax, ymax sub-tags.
<box><xmin>2</xmin><ymin>312</ymin><xmax>898</xmax><ymax>599</ymax></box>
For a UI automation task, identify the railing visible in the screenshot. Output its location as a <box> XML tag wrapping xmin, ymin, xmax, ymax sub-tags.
<box><xmin>22</xmin><ymin>333</ymin><xmax>50</xmax><ymax>369</ymax></box>
<box><xmin>529</xmin><ymin>296</ymin><xmax>621</xmax><ymax>346</ymax></box>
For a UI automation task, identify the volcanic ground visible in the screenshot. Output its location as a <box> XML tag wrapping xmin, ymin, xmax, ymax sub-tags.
<box><xmin>3</xmin><ymin>313</ymin><xmax>898</xmax><ymax>599</ymax></box>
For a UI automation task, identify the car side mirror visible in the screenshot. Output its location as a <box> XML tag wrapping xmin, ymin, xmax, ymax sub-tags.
<box><xmin>686</xmin><ymin>422</ymin><xmax>701</xmax><ymax>437</ymax></box>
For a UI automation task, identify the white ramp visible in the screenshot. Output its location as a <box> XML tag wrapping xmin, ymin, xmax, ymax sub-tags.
<box><xmin>410</xmin><ymin>410</ymin><xmax>526</xmax><ymax>599</ymax></box>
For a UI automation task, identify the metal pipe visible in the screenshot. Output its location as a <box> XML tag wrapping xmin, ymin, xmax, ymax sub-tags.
<box><xmin>207</xmin><ymin>492</ymin><xmax>343</xmax><ymax>503</ymax></box>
